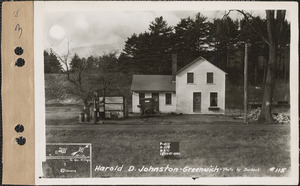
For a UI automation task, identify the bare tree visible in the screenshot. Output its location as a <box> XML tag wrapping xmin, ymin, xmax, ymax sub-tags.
<box><xmin>53</xmin><ymin>39</ymin><xmax>72</xmax><ymax>79</ymax></box>
<box><xmin>50</xmin><ymin>44</ymin><xmax>124</xmax><ymax>107</ymax></box>
<box><xmin>225</xmin><ymin>10</ymin><xmax>287</xmax><ymax>122</ymax></box>
<box><xmin>50</xmin><ymin>40</ymin><xmax>91</xmax><ymax>106</ymax></box>
<box><xmin>96</xmin><ymin>52</ymin><xmax>122</xmax><ymax>98</ymax></box>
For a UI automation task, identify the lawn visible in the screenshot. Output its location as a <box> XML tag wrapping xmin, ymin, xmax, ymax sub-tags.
<box><xmin>44</xmin><ymin>114</ymin><xmax>290</xmax><ymax>178</ymax></box>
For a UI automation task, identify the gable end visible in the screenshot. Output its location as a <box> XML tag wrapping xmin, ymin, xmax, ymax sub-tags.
<box><xmin>176</xmin><ymin>56</ymin><xmax>227</xmax><ymax>75</ymax></box>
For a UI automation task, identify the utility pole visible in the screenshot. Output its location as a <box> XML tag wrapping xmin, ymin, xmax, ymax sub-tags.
<box><xmin>244</xmin><ymin>43</ymin><xmax>248</xmax><ymax>123</ymax></box>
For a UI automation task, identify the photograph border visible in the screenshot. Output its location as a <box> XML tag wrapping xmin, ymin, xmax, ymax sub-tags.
<box><xmin>34</xmin><ymin>1</ymin><xmax>299</xmax><ymax>185</ymax></box>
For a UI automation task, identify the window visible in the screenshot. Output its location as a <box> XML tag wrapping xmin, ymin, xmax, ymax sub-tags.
<box><xmin>139</xmin><ymin>93</ymin><xmax>145</xmax><ymax>104</ymax></box>
<box><xmin>187</xmin><ymin>72</ymin><xmax>194</xmax><ymax>83</ymax></box>
<box><xmin>207</xmin><ymin>72</ymin><xmax>213</xmax><ymax>84</ymax></box>
<box><xmin>165</xmin><ymin>93</ymin><xmax>172</xmax><ymax>105</ymax></box>
<box><xmin>210</xmin><ymin>92</ymin><xmax>218</xmax><ymax>107</ymax></box>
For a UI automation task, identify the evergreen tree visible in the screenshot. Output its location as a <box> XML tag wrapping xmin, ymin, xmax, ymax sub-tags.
<box><xmin>149</xmin><ymin>16</ymin><xmax>173</xmax><ymax>35</ymax></box>
<box><xmin>148</xmin><ymin>16</ymin><xmax>173</xmax><ymax>74</ymax></box>
<box><xmin>86</xmin><ymin>55</ymin><xmax>98</xmax><ymax>70</ymax></box>
<box><xmin>173</xmin><ymin>17</ymin><xmax>196</xmax><ymax>68</ymax></box>
<box><xmin>173</xmin><ymin>13</ymin><xmax>211</xmax><ymax>69</ymax></box>
<box><xmin>210</xmin><ymin>17</ymin><xmax>239</xmax><ymax>71</ymax></box>
<box><xmin>70</xmin><ymin>53</ymin><xmax>84</xmax><ymax>71</ymax></box>
<box><xmin>44</xmin><ymin>50</ymin><xmax>62</xmax><ymax>73</ymax></box>
<box><xmin>122</xmin><ymin>17</ymin><xmax>174</xmax><ymax>74</ymax></box>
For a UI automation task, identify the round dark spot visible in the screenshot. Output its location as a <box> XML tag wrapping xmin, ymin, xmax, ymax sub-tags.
<box><xmin>15</xmin><ymin>124</ymin><xmax>24</xmax><ymax>133</ymax></box>
<box><xmin>14</xmin><ymin>46</ymin><xmax>23</xmax><ymax>55</ymax></box>
<box><xmin>15</xmin><ymin>136</ymin><xmax>26</xmax><ymax>145</ymax></box>
<box><xmin>15</xmin><ymin>58</ymin><xmax>25</xmax><ymax>67</ymax></box>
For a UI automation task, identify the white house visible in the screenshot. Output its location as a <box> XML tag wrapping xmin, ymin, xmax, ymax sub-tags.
<box><xmin>130</xmin><ymin>56</ymin><xmax>227</xmax><ymax>114</ymax></box>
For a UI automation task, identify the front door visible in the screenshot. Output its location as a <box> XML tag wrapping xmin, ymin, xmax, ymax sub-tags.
<box><xmin>152</xmin><ymin>93</ymin><xmax>159</xmax><ymax>111</ymax></box>
<box><xmin>193</xmin><ymin>92</ymin><xmax>201</xmax><ymax>112</ymax></box>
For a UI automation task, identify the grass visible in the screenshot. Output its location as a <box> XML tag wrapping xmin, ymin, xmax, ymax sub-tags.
<box><xmin>44</xmin><ymin>115</ymin><xmax>290</xmax><ymax>178</ymax></box>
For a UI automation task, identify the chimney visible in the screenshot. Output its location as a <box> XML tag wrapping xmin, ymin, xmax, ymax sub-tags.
<box><xmin>172</xmin><ymin>53</ymin><xmax>177</xmax><ymax>83</ymax></box>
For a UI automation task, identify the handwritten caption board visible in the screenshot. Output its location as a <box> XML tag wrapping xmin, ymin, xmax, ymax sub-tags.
<box><xmin>44</xmin><ymin>143</ymin><xmax>92</xmax><ymax>178</ymax></box>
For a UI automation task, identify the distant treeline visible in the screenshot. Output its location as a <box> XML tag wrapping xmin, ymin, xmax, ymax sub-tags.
<box><xmin>44</xmin><ymin>12</ymin><xmax>290</xmax><ymax>86</ymax></box>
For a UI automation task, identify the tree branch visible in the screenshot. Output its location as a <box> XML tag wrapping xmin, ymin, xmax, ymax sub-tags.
<box><xmin>225</xmin><ymin>10</ymin><xmax>270</xmax><ymax>45</ymax></box>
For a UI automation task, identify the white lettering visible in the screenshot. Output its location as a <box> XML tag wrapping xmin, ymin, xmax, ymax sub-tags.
<box><xmin>128</xmin><ymin>166</ymin><xmax>135</xmax><ymax>171</ymax></box>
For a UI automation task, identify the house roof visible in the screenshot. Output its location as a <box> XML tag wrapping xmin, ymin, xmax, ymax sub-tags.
<box><xmin>176</xmin><ymin>56</ymin><xmax>227</xmax><ymax>75</ymax></box>
<box><xmin>131</xmin><ymin>75</ymin><xmax>175</xmax><ymax>92</ymax></box>
<box><xmin>131</xmin><ymin>56</ymin><xmax>226</xmax><ymax>92</ymax></box>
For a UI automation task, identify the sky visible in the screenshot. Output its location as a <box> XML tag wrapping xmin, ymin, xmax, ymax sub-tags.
<box><xmin>44</xmin><ymin>10</ymin><xmax>267</xmax><ymax>58</ymax></box>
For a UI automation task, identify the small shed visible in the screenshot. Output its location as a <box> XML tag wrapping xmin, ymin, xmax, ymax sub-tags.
<box><xmin>131</xmin><ymin>75</ymin><xmax>176</xmax><ymax>113</ymax></box>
